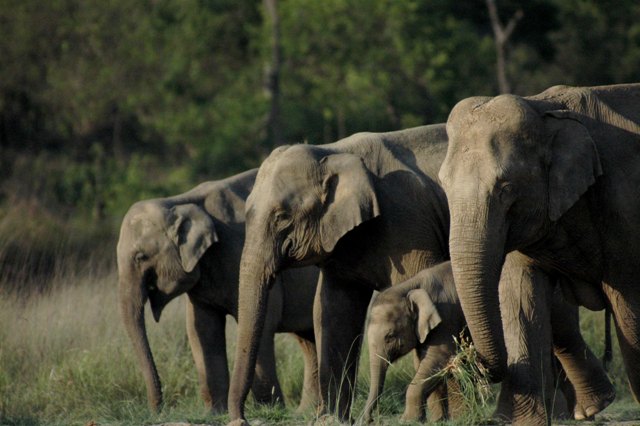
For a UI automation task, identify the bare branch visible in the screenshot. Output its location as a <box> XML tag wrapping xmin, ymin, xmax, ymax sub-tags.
<box><xmin>486</xmin><ymin>0</ymin><xmax>504</xmax><ymax>43</ymax></box>
<box><xmin>485</xmin><ymin>0</ymin><xmax>524</xmax><ymax>94</ymax></box>
<box><xmin>503</xmin><ymin>9</ymin><xmax>524</xmax><ymax>41</ymax></box>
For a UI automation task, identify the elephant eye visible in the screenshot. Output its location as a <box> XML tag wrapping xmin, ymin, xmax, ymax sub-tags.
<box><xmin>500</xmin><ymin>182</ymin><xmax>514</xmax><ymax>192</ymax></box>
<box><xmin>384</xmin><ymin>331</ymin><xmax>395</xmax><ymax>343</ymax></box>
<box><xmin>134</xmin><ymin>252</ymin><xmax>149</xmax><ymax>264</ymax></box>
<box><xmin>273</xmin><ymin>210</ymin><xmax>292</xmax><ymax>229</ymax></box>
<box><xmin>498</xmin><ymin>182</ymin><xmax>516</xmax><ymax>203</ymax></box>
<box><xmin>274</xmin><ymin>210</ymin><xmax>290</xmax><ymax>222</ymax></box>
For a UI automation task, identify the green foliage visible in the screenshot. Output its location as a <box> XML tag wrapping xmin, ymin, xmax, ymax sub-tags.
<box><xmin>1</xmin><ymin>2</ymin><xmax>640</xmax><ymax>424</ymax></box>
<box><xmin>2</xmin><ymin>0</ymin><xmax>639</xmax><ymax>233</ymax></box>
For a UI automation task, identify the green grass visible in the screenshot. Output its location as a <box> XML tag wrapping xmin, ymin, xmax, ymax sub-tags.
<box><xmin>0</xmin><ymin>231</ymin><xmax>638</xmax><ymax>425</ymax></box>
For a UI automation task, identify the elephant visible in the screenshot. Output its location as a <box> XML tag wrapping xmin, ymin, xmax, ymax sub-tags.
<box><xmin>364</xmin><ymin>261</ymin><xmax>467</xmax><ymax>423</ymax></box>
<box><xmin>226</xmin><ymin>123</ymin><xmax>613</xmax><ymax>425</ymax></box>
<box><xmin>116</xmin><ymin>169</ymin><xmax>320</xmax><ymax>415</ymax></box>
<box><xmin>364</xmin><ymin>260</ymin><xmax>609</xmax><ymax>424</ymax></box>
<box><xmin>438</xmin><ymin>83</ymin><xmax>640</xmax><ymax>424</ymax></box>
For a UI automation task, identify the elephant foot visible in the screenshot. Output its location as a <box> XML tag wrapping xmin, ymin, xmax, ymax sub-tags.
<box><xmin>207</xmin><ymin>401</ymin><xmax>227</xmax><ymax>416</ymax></box>
<box><xmin>312</xmin><ymin>413</ymin><xmax>352</xmax><ymax>425</ymax></box>
<box><xmin>573</xmin><ymin>385</ymin><xmax>616</xmax><ymax>420</ymax></box>
<box><xmin>226</xmin><ymin>419</ymin><xmax>250</xmax><ymax>426</ymax></box>
<box><xmin>295</xmin><ymin>398</ymin><xmax>320</xmax><ymax>414</ymax></box>
<box><xmin>399</xmin><ymin>410</ymin><xmax>424</xmax><ymax>423</ymax></box>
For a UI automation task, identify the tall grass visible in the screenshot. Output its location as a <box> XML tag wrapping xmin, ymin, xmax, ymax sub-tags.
<box><xmin>1</xmin><ymin>268</ymin><xmax>638</xmax><ymax>425</ymax></box>
<box><xmin>0</xmin><ymin>207</ymin><xmax>637</xmax><ymax>425</ymax></box>
<box><xmin>0</xmin><ymin>251</ymin><xmax>426</xmax><ymax>426</ymax></box>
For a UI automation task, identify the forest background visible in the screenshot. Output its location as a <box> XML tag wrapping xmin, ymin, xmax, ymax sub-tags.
<box><xmin>1</xmin><ymin>1</ymin><xmax>640</xmax><ymax>424</ymax></box>
<box><xmin>2</xmin><ymin>0</ymin><xmax>640</xmax><ymax>258</ymax></box>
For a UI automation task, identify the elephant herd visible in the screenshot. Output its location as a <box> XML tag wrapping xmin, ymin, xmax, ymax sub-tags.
<box><xmin>117</xmin><ymin>83</ymin><xmax>640</xmax><ymax>425</ymax></box>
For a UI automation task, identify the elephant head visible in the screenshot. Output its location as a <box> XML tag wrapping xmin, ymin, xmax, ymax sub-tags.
<box><xmin>228</xmin><ymin>144</ymin><xmax>380</xmax><ymax>420</ymax></box>
<box><xmin>438</xmin><ymin>94</ymin><xmax>602</xmax><ymax>380</ymax></box>
<box><xmin>364</xmin><ymin>289</ymin><xmax>442</xmax><ymax>421</ymax></box>
<box><xmin>117</xmin><ymin>200</ymin><xmax>217</xmax><ymax>411</ymax></box>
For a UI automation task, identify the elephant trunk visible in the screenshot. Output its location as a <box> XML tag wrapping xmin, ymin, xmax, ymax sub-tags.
<box><xmin>228</xmin><ymin>244</ymin><xmax>277</xmax><ymax>422</ymax></box>
<box><xmin>363</xmin><ymin>347</ymin><xmax>389</xmax><ymax>422</ymax></box>
<box><xmin>448</xmin><ymin>207</ymin><xmax>508</xmax><ymax>382</ymax></box>
<box><xmin>119</xmin><ymin>276</ymin><xmax>162</xmax><ymax>411</ymax></box>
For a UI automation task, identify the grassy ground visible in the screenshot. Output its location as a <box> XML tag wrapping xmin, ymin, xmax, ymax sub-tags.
<box><xmin>0</xmin><ymin>224</ymin><xmax>638</xmax><ymax>425</ymax></box>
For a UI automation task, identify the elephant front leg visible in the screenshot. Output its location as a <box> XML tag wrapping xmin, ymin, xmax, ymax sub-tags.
<box><xmin>425</xmin><ymin>382</ymin><xmax>448</xmax><ymax>422</ymax></box>
<box><xmin>402</xmin><ymin>343</ymin><xmax>451</xmax><ymax>422</ymax></box>
<box><xmin>293</xmin><ymin>331</ymin><xmax>320</xmax><ymax>413</ymax></box>
<box><xmin>496</xmin><ymin>253</ymin><xmax>554</xmax><ymax>426</ymax></box>
<box><xmin>550</xmin><ymin>285</ymin><xmax>615</xmax><ymax>420</ymax></box>
<box><xmin>314</xmin><ymin>273</ymin><xmax>372</xmax><ymax>422</ymax></box>
<box><xmin>603</xmin><ymin>282</ymin><xmax>640</xmax><ymax>404</ymax></box>
<box><xmin>186</xmin><ymin>298</ymin><xmax>229</xmax><ymax>414</ymax></box>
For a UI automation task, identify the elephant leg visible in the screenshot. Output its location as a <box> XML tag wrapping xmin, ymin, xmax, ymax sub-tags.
<box><xmin>186</xmin><ymin>297</ymin><xmax>228</xmax><ymax>413</ymax></box>
<box><xmin>249</xmin><ymin>280</ymin><xmax>285</xmax><ymax>406</ymax></box>
<box><xmin>314</xmin><ymin>272</ymin><xmax>372</xmax><ymax>421</ymax></box>
<box><xmin>496</xmin><ymin>253</ymin><xmax>554</xmax><ymax>426</ymax></box>
<box><xmin>426</xmin><ymin>382</ymin><xmax>448</xmax><ymax>422</ymax></box>
<box><xmin>424</xmin><ymin>379</ymin><xmax>466</xmax><ymax>421</ymax></box>
<box><xmin>293</xmin><ymin>331</ymin><xmax>320</xmax><ymax>413</ymax></box>
<box><xmin>550</xmin><ymin>285</ymin><xmax>615</xmax><ymax>420</ymax></box>
<box><xmin>412</xmin><ymin>350</ymin><xmax>421</xmax><ymax>371</ymax></box>
<box><xmin>402</xmin><ymin>342</ymin><xmax>452</xmax><ymax>422</ymax></box>
<box><xmin>444</xmin><ymin>378</ymin><xmax>466</xmax><ymax>419</ymax></box>
<box><xmin>603</xmin><ymin>282</ymin><xmax>640</xmax><ymax>402</ymax></box>
<box><xmin>550</xmin><ymin>358</ymin><xmax>573</xmax><ymax>420</ymax></box>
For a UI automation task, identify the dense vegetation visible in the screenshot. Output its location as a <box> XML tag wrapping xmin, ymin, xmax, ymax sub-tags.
<box><xmin>2</xmin><ymin>0</ymin><xmax>640</xmax><ymax>424</ymax></box>
<box><xmin>2</xmin><ymin>0</ymin><xmax>639</xmax><ymax>235</ymax></box>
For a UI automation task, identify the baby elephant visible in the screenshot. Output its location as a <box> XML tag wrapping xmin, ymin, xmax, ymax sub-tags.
<box><xmin>364</xmin><ymin>261</ymin><xmax>464</xmax><ymax>423</ymax></box>
<box><xmin>364</xmin><ymin>261</ymin><xmax>614</xmax><ymax>423</ymax></box>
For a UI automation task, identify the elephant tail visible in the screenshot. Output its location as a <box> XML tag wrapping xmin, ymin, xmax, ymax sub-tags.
<box><xmin>602</xmin><ymin>307</ymin><xmax>613</xmax><ymax>372</ymax></box>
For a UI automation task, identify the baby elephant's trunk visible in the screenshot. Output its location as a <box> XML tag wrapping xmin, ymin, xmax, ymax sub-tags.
<box><xmin>363</xmin><ymin>343</ymin><xmax>390</xmax><ymax>422</ymax></box>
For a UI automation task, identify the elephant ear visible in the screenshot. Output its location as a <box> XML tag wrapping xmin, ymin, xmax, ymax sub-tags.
<box><xmin>167</xmin><ymin>204</ymin><xmax>218</xmax><ymax>272</ymax></box>
<box><xmin>545</xmin><ymin>110</ymin><xmax>603</xmax><ymax>221</ymax></box>
<box><xmin>318</xmin><ymin>153</ymin><xmax>381</xmax><ymax>252</ymax></box>
<box><xmin>408</xmin><ymin>289</ymin><xmax>442</xmax><ymax>344</ymax></box>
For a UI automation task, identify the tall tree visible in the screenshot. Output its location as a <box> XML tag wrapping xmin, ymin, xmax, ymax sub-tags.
<box><xmin>486</xmin><ymin>0</ymin><xmax>523</xmax><ymax>93</ymax></box>
<box><xmin>262</xmin><ymin>0</ymin><xmax>282</xmax><ymax>152</ymax></box>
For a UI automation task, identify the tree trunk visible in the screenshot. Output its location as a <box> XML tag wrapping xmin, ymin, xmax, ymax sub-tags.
<box><xmin>263</xmin><ymin>0</ymin><xmax>282</xmax><ymax>154</ymax></box>
<box><xmin>486</xmin><ymin>0</ymin><xmax>523</xmax><ymax>94</ymax></box>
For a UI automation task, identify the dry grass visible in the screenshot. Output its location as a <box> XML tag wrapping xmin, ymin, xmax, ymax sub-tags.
<box><xmin>431</xmin><ymin>334</ymin><xmax>493</xmax><ymax>424</ymax></box>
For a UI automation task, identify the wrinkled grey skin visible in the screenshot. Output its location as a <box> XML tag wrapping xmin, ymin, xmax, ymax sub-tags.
<box><xmin>226</xmin><ymin>124</ymin><xmax>611</xmax><ymax>425</ymax></box>
<box><xmin>228</xmin><ymin>125</ymin><xmax>451</xmax><ymax>425</ymax></box>
<box><xmin>364</xmin><ymin>261</ymin><xmax>606</xmax><ymax>424</ymax></box>
<box><xmin>439</xmin><ymin>84</ymin><xmax>640</xmax><ymax>424</ymax></box>
<box><xmin>364</xmin><ymin>261</ymin><xmax>465</xmax><ymax>423</ymax></box>
<box><xmin>117</xmin><ymin>169</ymin><xmax>320</xmax><ymax>414</ymax></box>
